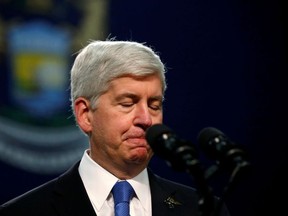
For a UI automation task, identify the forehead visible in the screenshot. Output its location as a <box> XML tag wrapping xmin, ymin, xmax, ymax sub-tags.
<box><xmin>109</xmin><ymin>74</ymin><xmax>163</xmax><ymax>91</ymax></box>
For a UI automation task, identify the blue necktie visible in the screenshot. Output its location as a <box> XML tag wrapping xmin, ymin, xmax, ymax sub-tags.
<box><xmin>112</xmin><ymin>181</ymin><xmax>135</xmax><ymax>216</ymax></box>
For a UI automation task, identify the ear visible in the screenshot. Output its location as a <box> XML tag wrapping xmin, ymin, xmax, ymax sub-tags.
<box><xmin>74</xmin><ymin>97</ymin><xmax>93</xmax><ymax>134</ymax></box>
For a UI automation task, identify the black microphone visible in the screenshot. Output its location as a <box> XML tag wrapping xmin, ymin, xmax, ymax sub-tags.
<box><xmin>146</xmin><ymin>124</ymin><xmax>215</xmax><ymax>216</ymax></box>
<box><xmin>197</xmin><ymin>127</ymin><xmax>250</xmax><ymax>173</ymax></box>
<box><xmin>198</xmin><ymin>127</ymin><xmax>251</xmax><ymax>216</ymax></box>
<box><xmin>146</xmin><ymin>124</ymin><xmax>199</xmax><ymax>172</ymax></box>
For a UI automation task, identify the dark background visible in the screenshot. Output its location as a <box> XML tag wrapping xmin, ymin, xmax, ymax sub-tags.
<box><xmin>1</xmin><ymin>0</ymin><xmax>287</xmax><ymax>215</ymax></box>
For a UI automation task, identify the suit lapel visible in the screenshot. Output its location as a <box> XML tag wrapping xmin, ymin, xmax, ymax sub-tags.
<box><xmin>51</xmin><ymin>161</ymin><xmax>97</xmax><ymax>216</ymax></box>
<box><xmin>149</xmin><ymin>170</ymin><xmax>181</xmax><ymax>215</ymax></box>
<box><xmin>148</xmin><ymin>168</ymin><xmax>199</xmax><ymax>216</ymax></box>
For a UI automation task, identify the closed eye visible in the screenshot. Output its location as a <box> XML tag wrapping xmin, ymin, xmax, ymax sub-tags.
<box><xmin>120</xmin><ymin>103</ymin><xmax>134</xmax><ymax>107</ymax></box>
<box><xmin>149</xmin><ymin>104</ymin><xmax>162</xmax><ymax>111</ymax></box>
<box><xmin>148</xmin><ymin>96</ymin><xmax>163</xmax><ymax>111</ymax></box>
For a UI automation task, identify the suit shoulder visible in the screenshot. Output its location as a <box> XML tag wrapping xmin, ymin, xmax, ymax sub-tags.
<box><xmin>0</xmin><ymin>177</ymin><xmax>59</xmax><ymax>215</ymax></box>
<box><xmin>0</xmin><ymin>162</ymin><xmax>82</xmax><ymax>215</ymax></box>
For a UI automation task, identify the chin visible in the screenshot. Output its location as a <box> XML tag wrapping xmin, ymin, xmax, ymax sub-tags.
<box><xmin>129</xmin><ymin>149</ymin><xmax>151</xmax><ymax>163</ymax></box>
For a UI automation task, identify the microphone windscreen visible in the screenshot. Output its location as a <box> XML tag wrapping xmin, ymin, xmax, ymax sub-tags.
<box><xmin>146</xmin><ymin>124</ymin><xmax>200</xmax><ymax>172</ymax></box>
<box><xmin>198</xmin><ymin>127</ymin><xmax>224</xmax><ymax>148</ymax></box>
<box><xmin>145</xmin><ymin>124</ymin><xmax>173</xmax><ymax>147</ymax></box>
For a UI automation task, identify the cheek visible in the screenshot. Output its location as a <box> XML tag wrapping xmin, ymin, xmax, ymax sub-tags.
<box><xmin>152</xmin><ymin>115</ymin><xmax>163</xmax><ymax>124</ymax></box>
<box><xmin>93</xmin><ymin>112</ymin><xmax>131</xmax><ymax>140</ymax></box>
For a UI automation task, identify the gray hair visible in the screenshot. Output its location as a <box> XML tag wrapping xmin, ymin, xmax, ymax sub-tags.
<box><xmin>70</xmin><ymin>40</ymin><xmax>167</xmax><ymax>114</ymax></box>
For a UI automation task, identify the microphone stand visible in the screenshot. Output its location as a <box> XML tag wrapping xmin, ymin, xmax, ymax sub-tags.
<box><xmin>186</xmin><ymin>161</ymin><xmax>215</xmax><ymax>216</ymax></box>
<box><xmin>177</xmin><ymin>150</ymin><xmax>250</xmax><ymax>216</ymax></box>
<box><xmin>211</xmin><ymin>159</ymin><xmax>251</xmax><ymax>216</ymax></box>
<box><xmin>172</xmin><ymin>145</ymin><xmax>215</xmax><ymax>216</ymax></box>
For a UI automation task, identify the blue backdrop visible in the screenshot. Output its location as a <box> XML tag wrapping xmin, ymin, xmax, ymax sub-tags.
<box><xmin>0</xmin><ymin>1</ymin><xmax>287</xmax><ymax>216</ymax></box>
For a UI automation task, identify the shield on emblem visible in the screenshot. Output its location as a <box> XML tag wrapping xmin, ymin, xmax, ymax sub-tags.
<box><xmin>8</xmin><ymin>21</ymin><xmax>70</xmax><ymax>118</ymax></box>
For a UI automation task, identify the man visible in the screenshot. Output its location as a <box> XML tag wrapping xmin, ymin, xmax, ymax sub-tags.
<box><xmin>0</xmin><ymin>40</ymin><xmax>230</xmax><ymax>216</ymax></box>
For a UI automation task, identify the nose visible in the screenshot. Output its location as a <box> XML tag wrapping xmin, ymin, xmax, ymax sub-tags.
<box><xmin>133</xmin><ymin>104</ymin><xmax>153</xmax><ymax>130</ymax></box>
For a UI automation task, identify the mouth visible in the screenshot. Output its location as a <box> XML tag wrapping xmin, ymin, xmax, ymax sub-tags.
<box><xmin>126</xmin><ymin>137</ymin><xmax>147</xmax><ymax>145</ymax></box>
<box><xmin>123</xmin><ymin>129</ymin><xmax>150</xmax><ymax>147</ymax></box>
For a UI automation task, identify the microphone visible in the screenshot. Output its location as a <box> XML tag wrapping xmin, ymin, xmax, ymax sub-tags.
<box><xmin>198</xmin><ymin>127</ymin><xmax>251</xmax><ymax>216</ymax></box>
<box><xmin>146</xmin><ymin>124</ymin><xmax>215</xmax><ymax>215</ymax></box>
<box><xmin>197</xmin><ymin>127</ymin><xmax>250</xmax><ymax>173</ymax></box>
<box><xmin>145</xmin><ymin>124</ymin><xmax>199</xmax><ymax>172</ymax></box>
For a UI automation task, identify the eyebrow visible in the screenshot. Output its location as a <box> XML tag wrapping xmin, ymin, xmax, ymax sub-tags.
<box><xmin>149</xmin><ymin>95</ymin><xmax>164</xmax><ymax>102</ymax></box>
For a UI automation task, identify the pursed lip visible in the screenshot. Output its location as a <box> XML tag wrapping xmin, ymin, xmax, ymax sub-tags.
<box><xmin>123</xmin><ymin>130</ymin><xmax>149</xmax><ymax>146</ymax></box>
<box><xmin>126</xmin><ymin>137</ymin><xmax>147</xmax><ymax>145</ymax></box>
<box><xmin>124</xmin><ymin>130</ymin><xmax>145</xmax><ymax>139</ymax></box>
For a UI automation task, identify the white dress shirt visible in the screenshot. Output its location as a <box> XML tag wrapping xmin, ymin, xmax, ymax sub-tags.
<box><xmin>78</xmin><ymin>150</ymin><xmax>152</xmax><ymax>216</ymax></box>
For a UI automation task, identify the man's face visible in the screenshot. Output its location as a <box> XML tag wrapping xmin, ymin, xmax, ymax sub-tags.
<box><xmin>88</xmin><ymin>74</ymin><xmax>163</xmax><ymax>173</ymax></box>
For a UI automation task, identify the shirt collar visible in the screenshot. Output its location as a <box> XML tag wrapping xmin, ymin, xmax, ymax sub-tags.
<box><xmin>128</xmin><ymin>170</ymin><xmax>151</xmax><ymax>212</ymax></box>
<box><xmin>78</xmin><ymin>150</ymin><xmax>151</xmax><ymax>212</ymax></box>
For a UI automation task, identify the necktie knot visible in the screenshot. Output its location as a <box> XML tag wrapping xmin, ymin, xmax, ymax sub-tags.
<box><xmin>112</xmin><ymin>181</ymin><xmax>134</xmax><ymax>204</ymax></box>
<box><xmin>112</xmin><ymin>181</ymin><xmax>134</xmax><ymax>216</ymax></box>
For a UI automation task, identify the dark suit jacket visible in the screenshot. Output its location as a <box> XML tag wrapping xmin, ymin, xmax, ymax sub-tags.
<box><xmin>0</xmin><ymin>161</ymin><xmax>230</xmax><ymax>216</ymax></box>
